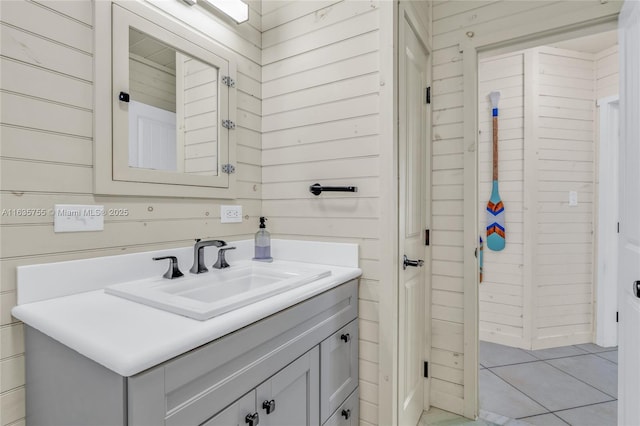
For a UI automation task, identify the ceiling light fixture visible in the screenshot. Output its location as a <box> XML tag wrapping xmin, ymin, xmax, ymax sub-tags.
<box><xmin>200</xmin><ymin>0</ymin><xmax>249</xmax><ymax>24</ymax></box>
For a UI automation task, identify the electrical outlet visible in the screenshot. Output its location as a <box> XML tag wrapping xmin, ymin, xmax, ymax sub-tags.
<box><xmin>221</xmin><ymin>205</ymin><xmax>242</xmax><ymax>223</ymax></box>
<box><xmin>54</xmin><ymin>204</ymin><xmax>104</xmax><ymax>232</ymax></box>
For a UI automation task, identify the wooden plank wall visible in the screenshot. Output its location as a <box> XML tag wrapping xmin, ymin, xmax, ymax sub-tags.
<box><xmin>431</xmin><ymin>0</ymin><xmax>621</xmax><ymax>415</ymax></box>
<box><xmin>0</xmin><ymin>1</ymin><xmax>262</xmax><ymax>424</ymax></box>
<box><xmin>260</xmin><ymin>2</ymin><xmax>385</xmax><ymax>424</ymax></box>
<box><xmin>477</xmin><ymin>52</ymin><xmax>526</xmax><ymax>347</ymax></box>
<box><xmin>130</xmin><ymin>57</ymin><xmax>177</xmax><ymax>112</ymax></box>
<box><xmin>596</xmin><ymin>45</ymin><xmax>619</xmax><ymax>99</ymax></box>
<box><xmin>534</xmin><ymin>46</ymin><xmax>595</xmax><ymax>348</ymax></box>
<box><xmin>477</xmin><ymin>44</ymin><xmax>616</xmax><ymax>350</ymax></box>
<box><xmin>181</xmin><ymin>56</ymin><xmax>219</xmax><ymax>174</ymax></box>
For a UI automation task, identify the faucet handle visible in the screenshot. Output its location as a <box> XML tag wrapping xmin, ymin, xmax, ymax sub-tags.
<box><xmin>153</xmin><ymin>256</ymin><xmax>184</xmax><ymax>279</ymax></box>
<box><xmin>213</xmin><ymin>246</ymin><xmax>236</xmax><ymax>269</ymax></box>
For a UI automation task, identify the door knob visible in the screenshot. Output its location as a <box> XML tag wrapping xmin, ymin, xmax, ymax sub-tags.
<box><xmin>403</xmin><ymin>255</ymin><xmax>424</xmax><ymax>270</ymax></box>
<box><xmin>634</xmin><ymin>281</ymin><xmax>640</xmax><ymax>298</ymax></box>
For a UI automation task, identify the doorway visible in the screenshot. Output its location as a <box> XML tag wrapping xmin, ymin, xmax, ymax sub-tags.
<box><xmin>476</xmin><ymin>30</ymin><xmax>619</xmax><ymax>424</ymax></box>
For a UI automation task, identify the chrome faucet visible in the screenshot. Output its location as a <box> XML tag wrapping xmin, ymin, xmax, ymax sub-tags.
<box><xmin>213</xmin><ymin>246</ymin><xmax>236</xmax><ymax>269</ymax></box>
<box><xmin>190</xmin><ymin>239</ymin><xmax>226</xmax><ymax>274</ymax></box>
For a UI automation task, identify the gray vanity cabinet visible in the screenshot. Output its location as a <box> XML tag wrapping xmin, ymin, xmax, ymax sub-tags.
<box><xmin>200</xmin><ymin>391</ymin><xmax>255</xmax><ymax>426</ymax></box>
<box><xmin>324</xmin><ymin>389</ymin><xmax>359</xmax><ymax>426</ymax></box>
<box><xmin>320</xmin><ymin>320</ymin><xmax>359</xmax><ymax>423</ymax></box>
<box><xmin>202</xmin><ymin>347</ymin><xmax>319</xmax><ymax>426</ymax></box>
<box><xmin>255</xmin><ymin>346</ymin><xmax>319</xmax><ymax>426</ymax></box>
<box><xmin>24</xmin><ymin>280</ymin><xmax>358</xmax><ymax>426</ymax></box>
<box><xmin>169</xmin><ymin>349</ymin><xmax>321</xmax><ymax>426</ymax></box>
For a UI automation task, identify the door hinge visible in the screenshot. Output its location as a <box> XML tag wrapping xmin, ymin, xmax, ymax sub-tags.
<box><xmin>222</xmin><ymin>164</ymin><xmax>236</xmax><ymax>174</ymax></box>
<box><xmin>425</xmin><ymin>229</ymin><xmax>430</xmax><ymax>246</ymax></box>
<box><xmin>222</xmin><ymin>120</ymin><xmax>236</xmax><ymax>129</ymax></box>
<box><xmin>425</xmin><ymin>86</ymin><xmax>431</xmax><ymax>104</ymax></box>
<box><xmin>424</xmin><ymin>361</ymin><xmax>429</xmax><ymax>378</ymax></box>
<box><xmin>616</xmin><ymin>311</ymin><xmax>619</xmax><ymax>322</ymax></box>
<box><xmin>222</xmin><ymin>76</ymin><xmax>236</xmax><ymax>87</ymax></box>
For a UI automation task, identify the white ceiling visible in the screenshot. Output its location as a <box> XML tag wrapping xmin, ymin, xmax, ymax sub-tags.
<box><xmin>549</xmin><ymin>30</ymin><xmax>618</xmax><ymax>53</ymax></box>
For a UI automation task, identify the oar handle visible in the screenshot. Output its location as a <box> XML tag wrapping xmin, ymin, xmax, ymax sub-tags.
<box><xmin>493</xmin><ymin>114</ymin><xmax>499</xmax><ymax>181</ymax></box>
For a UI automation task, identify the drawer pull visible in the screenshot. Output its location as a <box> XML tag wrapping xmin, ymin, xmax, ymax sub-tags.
<box><xmin>245</xmin><ymin>412</ymin><xmax>259</xmax><ymax>426</ymax></box>
<box><xmin>341</xmin><ymin>409</ymin><xmax>351</xmax><ymax>420</ymax></box>
<box><xmin>262</xmin><ymin>399</ymin><xmax>276</xmax><ymax>414</ymax></box>
<box><xmin>340</xmin><ymin>333</ymin><xmax>350</xmax><ymax>343</ymax></box>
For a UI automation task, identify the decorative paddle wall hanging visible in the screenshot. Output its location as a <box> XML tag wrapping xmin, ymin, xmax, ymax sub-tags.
<box><xmin>486</xmin><ymin>91</ymin><xmax>505</xmax><ymax>251</ymax></box>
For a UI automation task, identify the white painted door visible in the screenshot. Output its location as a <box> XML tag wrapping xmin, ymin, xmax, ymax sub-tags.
<box><xmin>398</xmin><ymin>5</ymin><xmax>429</xmax><ymax>425</ymax></box>
<box><xmin>618</xmin><ymin>1</ymin><xmax>640</xmax><ymax>425</ymax></box>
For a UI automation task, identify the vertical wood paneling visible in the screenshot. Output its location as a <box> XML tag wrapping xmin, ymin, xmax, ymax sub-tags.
<box><xmin>261</xmin><ymin>2</ymin><xmax>382</xmax><ymax>420</ymax></box>
<box><xmin>0</xmin><ymin>1</ymin><xmax>261</xmax><ymax>424</ymax></box>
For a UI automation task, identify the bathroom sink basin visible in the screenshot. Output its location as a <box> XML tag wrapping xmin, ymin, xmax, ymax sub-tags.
<box><xmin>104</xmin><ymin>261</ymin><xmax>331</xmax><ymax>320</ymax></box>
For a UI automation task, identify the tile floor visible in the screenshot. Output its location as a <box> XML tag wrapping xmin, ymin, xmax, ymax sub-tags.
<box><xmin>479</xmin><ymin>341</ymin><xmax>618</xmax><ymax>426</ymax></box>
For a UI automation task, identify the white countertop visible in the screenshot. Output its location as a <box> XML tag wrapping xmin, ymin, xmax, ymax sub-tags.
<box><xmin>11</xmin><ymin>240</ymin><xmax>361</xmax><ymax>377</ymax></box>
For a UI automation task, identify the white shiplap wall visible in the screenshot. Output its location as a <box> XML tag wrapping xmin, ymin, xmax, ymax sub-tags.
<box><xmin>534</xmin><ymin>46</ymin><xmax>596</xmax><ymax>348</ymax></box>
<box><xmin>432</xmin><ymin>0</ymin><xmax>620</xmax><ymax>416</ymax></box>
<box><xmin>477</xmin><ymin>45</ymin><xmax>612</xmax><ymax>350</ymax></box>
<box><xmin>0</xmin><ymin>1</ymin><xmax>262</xmax><ymax>424</ymax></box>
<box><xmin>261</xmin><ymin>2</ymin><xmax>383</xmax><ymax>424</ymax></box>
<box><xmin>130</xmin><ymin>58</ymin><xmax>176</xmax><ymax>112</ymax></box>
<box><xmin>477</xmin><ymin>51</ymin><xmax>526</xmax><ymax>347</ymax></box>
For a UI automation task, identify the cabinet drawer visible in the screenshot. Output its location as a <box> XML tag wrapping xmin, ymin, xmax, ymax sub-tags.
<box><xmin>323</xmin><ymin>388</ymin><xmax>359</xmax><ymax>426</ymax></box>
<box><xmin>320</xmin><ymin>319</ymin><xmax>358</xmax><ymax>423</ymax></box>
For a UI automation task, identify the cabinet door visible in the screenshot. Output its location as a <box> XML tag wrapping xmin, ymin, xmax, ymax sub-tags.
<box><xmin>201</xmin><ymin>391</ymin><xmax>256</xmax><ymax>426</ymax></box>
<box><xmin>256</xmin><ymin>346</ymin><xmax>319</xmax><ymax>426</ymax></box>
<box><xmin>323</xmin><ymin>389</ymin><xmax>359</xmax><ymax>426</ymax></box>
<box><xmin>320</xmin><ymin>320</ymin><xmax>358</xmax><ymax>423</ymax></box>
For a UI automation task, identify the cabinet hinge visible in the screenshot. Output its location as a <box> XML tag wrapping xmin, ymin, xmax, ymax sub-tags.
<box><xmin>425</xmin><ymin>229</ymin><xmax>430</xmax><ymax>246</ymax></box>
<box><xmin>425</xmin><ymin>86</ymin><xmax>431</xmax><ymax>104</ymax></box>
<box><xmin>424</xmin><ymin>361</ymin><xmax>429</xmax><ymax>378</ymax></box>
<box><xmin>222</xmin><ymin>120</ymin><xmax>236</xmax><ymax>129</ymax></box>
<box><xmin>222</xmin><ymin>76</ymin><xmax>236</xmax><ymax>88</ymax></box>
<box><xmin>222</xmin><ymin>164</ymin><xmax>236</xmax><ymax>174</ymax></box>
<box><xmin>616</xmin><ymin>311</ymin><xmax>619</xmax><ymax>323</ymax></box>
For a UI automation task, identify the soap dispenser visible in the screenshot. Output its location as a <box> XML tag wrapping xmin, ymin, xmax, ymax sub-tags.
<box><xmin>253</xmin><ymin>216</ymin><xmax>273</xmax><ymax>262</ymax></box>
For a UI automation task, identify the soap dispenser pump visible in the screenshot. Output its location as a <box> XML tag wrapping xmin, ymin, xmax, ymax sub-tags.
<box><xmin>253</xmin><ymin>216</ymin><xmax>273</xmax><ymax>262</ymax></box>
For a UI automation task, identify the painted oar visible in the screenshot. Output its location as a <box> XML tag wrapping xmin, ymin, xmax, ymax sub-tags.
<box><xmin>486</xmin><ymin>91</ymin><xmax>505</xmax><ymax>251</ymax></box>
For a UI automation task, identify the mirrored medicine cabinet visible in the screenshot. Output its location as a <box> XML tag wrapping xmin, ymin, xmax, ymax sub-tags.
<box><xmin>94</xmin><ymin>1</ymin><xmax>238</xmax><ymax>198</ymax></box>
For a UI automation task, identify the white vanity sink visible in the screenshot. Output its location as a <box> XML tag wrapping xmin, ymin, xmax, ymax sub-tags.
<box><xmin>105</xmin><ymin>261</ymin><xmax>331</xmax><ymax>320</ymax></box>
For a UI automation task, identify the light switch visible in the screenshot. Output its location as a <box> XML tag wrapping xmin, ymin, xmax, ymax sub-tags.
<box><xmin>569</xmin><ymin>191</ymin><xmax>578</xmax><ymax>206</ymax></box>
<box><xmin>54</xmin><ymin>205</ymin><xmax>104</xmax><ymax>232</ymax></box>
